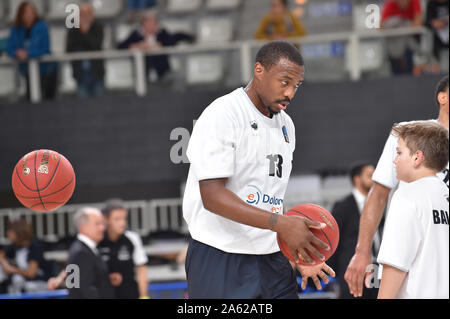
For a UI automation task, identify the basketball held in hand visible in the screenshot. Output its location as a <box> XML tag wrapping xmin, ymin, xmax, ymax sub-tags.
<box><xmin>277</xmin><ymin>203</ymin><xmax>339</xmax><ymax>265</ymax></box>
<box><xmin>11</xmin><ymin>150</ymin><xmax>76</xmax><ymax>212</ymax></box>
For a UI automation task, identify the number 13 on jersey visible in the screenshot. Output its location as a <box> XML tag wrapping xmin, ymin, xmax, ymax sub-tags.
<box><xmin>266</xmin><ymin>154</ymin><xmax>283</xmax><ymax>178</ymax></box>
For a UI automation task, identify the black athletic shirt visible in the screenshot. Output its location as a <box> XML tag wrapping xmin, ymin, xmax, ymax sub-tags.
<box><xmin>98</xmin><ymin>231</ymin><xmax>148</xmax><ymax>299</ymax></box>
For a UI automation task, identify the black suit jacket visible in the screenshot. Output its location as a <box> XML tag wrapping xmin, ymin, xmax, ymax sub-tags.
<box><xmin>67</xmin><ymin>239</ymin><xmax>114</xmax><ymax>299</ymax></box>
<box><xmin>327</xmin><ymin>194</ymin><xmax>380</xmax><ymax>299</ymax></box>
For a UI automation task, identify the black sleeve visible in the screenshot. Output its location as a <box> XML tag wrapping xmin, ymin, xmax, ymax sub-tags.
<box><xmin>118</xmin><ymin>30</ymin><xmax>140</xmax><ymax>49</ymax></box>
<box><xmin>425</xmin><ymin>2</ymin><xmax>437</xmax><ymax>27</ymax></box>
<box><xmin>69</xmin><ymin>251</ymin><xmax>100</xmax><ymax>299</ymax></box>
<box><xmin>66</xmin><ymin>29</ymin><xmax>76</xmax><ymax>52</ymax></box>
<box><xmin>157</xmin><ymin>29</ymin><xmax>195</xmax><ymax>47</ymax></box>
<box><xmin>82</xmin><ymin>23</ymin><xmax>104</xmax><ymax>51</ymax></box>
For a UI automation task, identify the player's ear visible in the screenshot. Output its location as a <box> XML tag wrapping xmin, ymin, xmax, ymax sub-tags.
<box><xmin>254</xmin><ymin>62</ymin><xmax>265</xmax><ymax>79</ymax></box>
<box><xmin>413</xmin><ymin>150</ymin><xmax>425</xmax><ymax>168</ymax></box>
<box><xmin>437</xmin><ymin>91</ymin><xmax>448</xmax><ymax>107</ymax></box>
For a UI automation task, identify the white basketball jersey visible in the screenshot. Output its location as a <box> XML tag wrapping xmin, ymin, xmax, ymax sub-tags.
<box><xmin>183</xmin><ymin>88</ymin><xmax>296</xmax><ymax>255</ymax></box>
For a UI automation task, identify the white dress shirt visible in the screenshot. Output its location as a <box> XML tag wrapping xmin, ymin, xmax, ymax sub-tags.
<box><xmin>352</xmin><ymin>188</ymin><xmax>381</xmax><ymax>256</ymax></box>
<box><xmin>77</xmin><ymin>234</ymin><xmax>99</xmax><ymax>255</ymax></box>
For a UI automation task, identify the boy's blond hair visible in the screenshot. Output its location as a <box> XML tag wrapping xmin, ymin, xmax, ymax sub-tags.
<box><xmin>392</xmin><ymin>121</ymin><xmax>449</xmax><ymax>172</ymax></box>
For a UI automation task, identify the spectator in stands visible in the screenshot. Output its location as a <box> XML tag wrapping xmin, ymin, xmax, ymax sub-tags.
<box><xmin>255</xmin><ymin>0</ymin><xmax>307</xmax><ymax>41</ymax></box>
<box><xmin>327</xmin><ymin>162</ymin><xmax>381</xmax><ymax>299</ymax></box>
<box><xmin>0</xmin><ymin>219</ymin><xmax>52</xmax><ymax>294</ymax></box>
<box><xmin>66</xmin><ymin>3</ymin><xmax>105</xmax><ymax>98</ymax></box>
<box><xmin>6</xmin><ymin>1</ymin><xmax>57</xmax><ymax>101</ymax></box>
<box><xmin>67</xmin><ymin>207</ymin><xmax>114</xmax><ymax>299</ymax></box>
<box><xmin>118</xmin><ymin>10</ymin><xmax>195</xmax><ymax>83</ymax></box>
<box><xmin>98</xmin><ymin>199</ymin><xmax>149</xmax><ymax>299</ymax></box>
<box><xmin>381</xmin><ymin>0</ymin><xmax>423</xmax><ymax>75</ymax></box>
<box><xmin>425</xmin><ymin>0</ymin><xmax>449</xmax><ymax>71</ymax></box>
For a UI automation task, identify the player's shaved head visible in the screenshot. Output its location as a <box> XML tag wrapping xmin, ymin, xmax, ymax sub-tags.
<box><xmin>255</xmin><ymin>41</ymin><xmax>304</xmax><ymax>71</ymax></box>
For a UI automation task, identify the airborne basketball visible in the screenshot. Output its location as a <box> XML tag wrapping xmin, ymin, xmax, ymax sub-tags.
<box><xmin>11</xmin><ymin>150</ymin><xmax>76</xmax><ymax>212</ymax></box>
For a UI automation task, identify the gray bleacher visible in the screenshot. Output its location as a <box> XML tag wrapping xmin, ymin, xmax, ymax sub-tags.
<box><xmin>0</xmin><ymin>0</ymin><xmax>448</xmax><ymax>99</ymax></box>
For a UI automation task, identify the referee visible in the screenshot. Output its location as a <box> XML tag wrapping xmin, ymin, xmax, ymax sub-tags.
<box><xmin>98</xmin><ymin>199</ymin><xmax>149</xmax><ymax>299</ymax></box>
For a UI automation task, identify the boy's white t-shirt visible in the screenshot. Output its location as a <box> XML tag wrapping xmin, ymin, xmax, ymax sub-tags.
<box><xmin>182</xmin><ymin>88</ymin><xmax>296</xmax><ymax>255</ymax></box>
<box><xmin>372</xmin><ymin>119</ymin><xmax>449</xmax><ymax>189</ymax></box>
<box><xmin>377</xmin><ymin>176</ymin><xmax>449</xmax><ymax>299</ymax></box>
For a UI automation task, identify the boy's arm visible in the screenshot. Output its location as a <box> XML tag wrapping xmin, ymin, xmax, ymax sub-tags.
<box><xmin>378</xmin><ymin>264</ymin><xmax>408</xmax><ymax>299</ymax></box>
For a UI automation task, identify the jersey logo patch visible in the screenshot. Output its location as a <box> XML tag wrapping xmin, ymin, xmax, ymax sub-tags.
<box><xmin>282</xmin><ymin>126</ymin><xmax>289</xmax><ymax>143</ymax></box>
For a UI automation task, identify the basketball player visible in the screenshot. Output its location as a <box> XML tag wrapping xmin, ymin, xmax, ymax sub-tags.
<box><xmin>377</xmin><ymin>121</ymin><xmax>449</xmax><ymax>298</ymax></box>
<box><xmin>345</xmin><ymin>75</ymin><xmax>449</xmax><ymax>298</ymax></box>
<box><xmin>98</xmin><ymin>199</ymin><xmax>149</xmax><ymax>299</ymax></box>
<box><xmin>183</xmin><ymin>41</ymin><xmax>335</xmax><ymax>299</ymax></box>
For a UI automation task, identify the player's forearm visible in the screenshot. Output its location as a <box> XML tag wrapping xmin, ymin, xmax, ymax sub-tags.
<box><xmin>356</xmin><ymin>183</ymin><xmax>390</xmax><ymax>254</ymax></box>
<box><xmin>136</xmin><ymin>265</ymin><xmax>148</xmax><ymax>298</ymax></box>
<box><xmin>378</xmin><ymin>264</ymin><xmax>407</xmax><ymax>299</ymax></box>
<box><xmin>200</xmin><ymin>179</ymin><xmax>283</xmax><ymax>232</ymax></box>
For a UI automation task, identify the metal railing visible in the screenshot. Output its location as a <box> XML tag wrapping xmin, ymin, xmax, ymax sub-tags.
<box><xmin>0</xmin><ymin>185</ymin><xmax>350</xmax><ymax>247</ymax></box>
<box><xmin>0</xmin><ymin>26</ymin><xmax>428</xmax><ymax>103</ymax></box>
<box><xmin>0</xmin><ymin>198</ymin><xmax>185</xmax><ymax>246</ymax></box>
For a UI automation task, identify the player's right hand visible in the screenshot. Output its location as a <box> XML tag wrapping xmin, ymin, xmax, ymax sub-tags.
<box><xmin>277</xmin><ymin>215</ymin><xmax>330</xmax><ymax>264</ymax></box>
<box><xmin>47</xmin><ymin>277</ymin><xmax>63</xmax><ymax>291</ymax></box>
<box><xmin>344</xmin><ymin>250</ymin><xmax>372</xmax><ymax>297</ymax></box>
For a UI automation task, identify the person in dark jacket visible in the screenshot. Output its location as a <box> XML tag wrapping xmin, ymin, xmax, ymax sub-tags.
<box><xmin>6</xmin><ymin>1</ymin><xmax>57</xmax><ymax>100</ymax></box>
<box><xmin>327</xmin><ymin>162</ymin><xmax>382</xmax><ymax>299</ymax></box>
<box><xmin>425</xmin><ymin>0</ymin><xmax>449</xmax><ymax>70</ymax></box>
<box><xmin>118</xmin><ymin>10</ymin><xmax>194</xmax><ymax>82</ymax></box>
<box><xmin>66</xmin><ymin>3</ymin><xmax>105</xmax><ymax>98</ymax></box>
<box><xmin>67</xmin><ymin>207</ymin><xmax>114</xmax><ymax>299</ymax></box>
<box><xmin>0</xmin><ymin>219</ymin><xmax>52</xmax><ymax>294</ymax></box>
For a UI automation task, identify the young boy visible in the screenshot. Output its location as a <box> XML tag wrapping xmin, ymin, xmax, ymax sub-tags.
<box><xmin>377</xmin><ymin>121</ymin><xmax>449</xmax><ymax>299</ymax></box>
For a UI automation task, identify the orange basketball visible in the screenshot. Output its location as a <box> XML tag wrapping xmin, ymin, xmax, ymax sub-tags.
<box><xmin>277</xmin><ymin>203</ymin><xmax>339</xmax><ymax>265</ymax></box>
<box><xmin>11</xmin><ymin>150</ymin><xmax>76</xmax><ymax>212</ymax></box>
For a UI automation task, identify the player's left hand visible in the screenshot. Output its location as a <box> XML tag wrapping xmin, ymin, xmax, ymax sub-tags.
<box><xmin>296</xmin><ymin>262</ymin><xmax>335</xmax><ymax>291</ymax></box>
<box><xmin>109</xmin><ymin>272</ymin><xmax>123</xmax><ymax>286</ymax></box>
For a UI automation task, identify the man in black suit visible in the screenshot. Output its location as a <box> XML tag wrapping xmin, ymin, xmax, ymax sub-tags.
<box><xmin>67</xmin><ymin>207</ymin><xmax>114</xmax><ymax>299</ymax></box>
<box><xmin>327</xmin><ymin>162</ymin><xmax>381</xmax><ymax>299</ymax></box>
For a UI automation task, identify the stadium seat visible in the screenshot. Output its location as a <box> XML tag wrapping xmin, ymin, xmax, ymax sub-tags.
<box><xmin>105</xmin><ymin>59</ymin><xmax>134</xmax><ymax>89</ymax></box>
<box><xmin>352</xmin><ymin>4</ymin><xmax>370</xmax><ymax>31</ymax></box>
<box><xmin>345</xmin><ymin>40</ymin><xmax>384</xmax><ymax>72</ymax></box>
<box><xmin>322</xmin><ymin>175</ymin><xmax>352</xmax><ymax>190</ymax></box>
<box><xmin>48</xmin><ymin>0</ymin><xmax>82</xmax><ymax>20</ymax></box>
<box><xmin>8</xmin><ymin>0</ymin><xmax>44</xmax><ymax>21</ymax></box>
<box><xmin>166</xmin><ymin>0</ymin><xmax>202</xmax><ymax>13</ymax></box>
<box><xmin>49</xmin><ymin>27</ymin><xmax>67</xmax><ymax>54</ymax></box>
<box><xmin>59</xmin><ymin>62</ymin><xmax>77</xmax><ymax>94</ymax></box>
<box><xmin>186</xmin><ymin>54</ymin><xmax>223</xmax><ymax>84</ymax></box>
<box><xmin>0</xmin><ymin>66</ymin><xmax>15</xmax><ymax>96</ymax></box>
<box><xmin>102</xmin><ymin>24</ymin><xmax>113</xmax><ymax>49</ymax></box>
<box><xmin>88</xmin><ymin>0</ymin><xmax>123</xmax><ymax>18</ymax></box>
<box><xmin>115</xmin><ymin>23</ymin><xmax>137</xmax><ymax>44</ymax></box>
<box><xmin>197</xmin><ymin>17</ymin><xmax>233</xmax><ymax>43</ymax></box>
<box><xmin>440</xmin><ymin>49</ymin><xmax>449</xmax><ymax>73</ymax></box>
<box><xmin>206</xmin><ymin>0</ymin><xmax>241</xmax><ymax>11</ymax></box>
<box><xmin>160</xmin><ymin>20</ymin><xmax>194</xmax><ymax>35</ymax></box>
